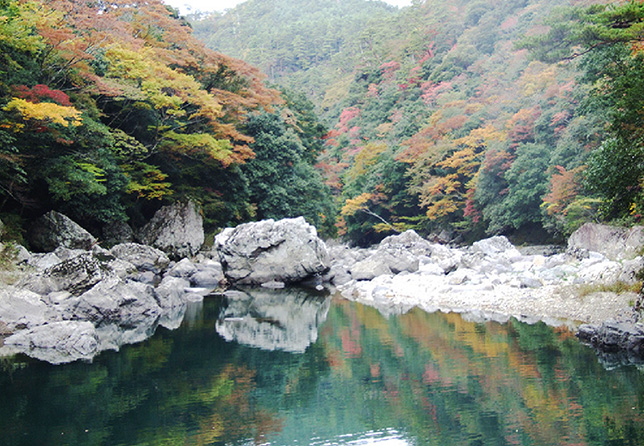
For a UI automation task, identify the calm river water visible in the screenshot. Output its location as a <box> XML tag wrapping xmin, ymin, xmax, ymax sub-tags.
<box><xmin>1</xmin><ymin>288</ymin><xmax>644</xmax><ymax>446</ymax></box>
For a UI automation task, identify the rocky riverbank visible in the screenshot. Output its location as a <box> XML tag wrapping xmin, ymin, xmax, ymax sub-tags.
<box><xmin>2</xmin><ymin>209</ymin><xmax>644</xmax><ymax>365</ymax></box>
<box><xmin>333</xmin><ymin>230</ymin><xmax>640</xmax><ymax>325</ymax></box>
<box><xmin>327</xmin><ymin>224</ymin><xmax>644</xmax><ymax>366</ymax></box>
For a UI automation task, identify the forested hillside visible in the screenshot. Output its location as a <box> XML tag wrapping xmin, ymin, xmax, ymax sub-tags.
<box><xmin>0</xmin><ymin>0</ymin><xmax>334</xmax><ymax>244</ymax></box>
<box><xmin>197</xmin><ymin>0</ymin><xmax>644</xmax><ymax>245</ymax></box>
<box><xmin>191</xmin><ymin>0</ymin><xmax>397</xmax><ymax>105</ymax></box>
<box><xmin>3</xmin><ymin>0</ymin><xmax>644</xmax><ymax>248</ymax></box>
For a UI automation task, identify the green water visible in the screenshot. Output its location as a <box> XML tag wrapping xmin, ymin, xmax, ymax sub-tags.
<box><xmin>1</xmin><ymin>288</ymin><xmax>644</xmax><ymax>446</ymax></box>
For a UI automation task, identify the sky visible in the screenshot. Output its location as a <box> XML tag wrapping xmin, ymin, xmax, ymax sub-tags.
<box><xmin>165</xmin><ymin>0</ymin><xmax>413</xmax><ymax>15</ymax></box>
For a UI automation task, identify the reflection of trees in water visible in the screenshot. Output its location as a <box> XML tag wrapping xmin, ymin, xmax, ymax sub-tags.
<box><xmin>1</xmin><ymin>294</ymin><xmax>644</xmax><ymax>446</ymax></box>
<box><xmin>318</xmin><ymin>301</ymin><xmax>644</xmax><ymax>445</ymax></box>
<box><xmin>216</xmin><ymin>288</ymin><xmax>331</xmax><ymax>352</ymax></box>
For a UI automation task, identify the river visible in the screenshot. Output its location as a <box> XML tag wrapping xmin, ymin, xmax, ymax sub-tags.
<box><xmin>1</xmin><ymin>288</ymin><xmax>643</xmax><ymax>445</ymax></box>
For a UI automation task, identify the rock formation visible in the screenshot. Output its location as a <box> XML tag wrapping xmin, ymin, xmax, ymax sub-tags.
<box><xmin>28</xmin><ymin>211</ymin><xmax>97</xmax><ymax>252</ymax></box>
<box><xmin>215</xmin><ymin>217</ymin><xmax>329</xmax><ymax>285</ymax></box>
<box><xmin>139</xmin><ymin>200</ymin><xmax>205</xmax><ymax>259</ymax></box>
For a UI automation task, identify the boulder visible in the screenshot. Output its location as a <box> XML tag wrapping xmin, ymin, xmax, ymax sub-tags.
<box><xmin>189</xmin><ymin>261</ymin><xmax>225</xmax><ymax>288</ymax></box>
<box><xmin>139</xmin><ymin>200</ymin><xmax>204</xmax><ymax>259</ymax></box>
<box><xmin>215</xmin><ymin>217</ymin><xmax>329</xmax><ymax>285</ymax></box>
<box><xmin>155</xmin><ymin>276</ymin><xmax>190</xmax><ymax>310</ymax></box>
<box><xmin>101</xmin><ymin>220</ymin><xmax>135</xmax><ymax>247</ymax></box>
<box><xmin>568</xmin><ymin>223</ymin><xmax>644</xmax><ymax>261</ymax></box>
<box><xmin>0</xmin><ymin>287</ymin><xmax>49</xmax><ymax>330</ymax></box>
<box><xmin>324</xmin><ymin>264</ymin><xmax>353</xmax><ymax>286</ymax></box>
<box><xmin>27</xmin><ymin>252</ymin><xmax>62</xmax><ymax>270</ymax></box>
<box><xmin>379</xmin><ymin>230</ymin><xmax>433</xmax><ymax>256</ymax></box>
<box><xmin>471</xmin><ymin>236</ymin><xmax>521</xmax><ymax>258</ymax></box>
<box><xmin>13</xmin><ymin>245</ymin><xmax>31</xmax><ymax>264</ymax></box>
<box><xmin>110</xmin><ymin>243</ymin><xmax>170</xmax><ymax>274</ymax></box>
<box><xmin>350</xmin><ymin>250</ymin><xmax>419</xmax><ymax>281</ymax></box>
<box><xmin>577</xmin><ymin>321</ymin><xmax>644</xmax><ymax>355</ymax></box>
<box><xmin>28</xmin><ymin>211</ymin><xmax>96</xmax><ymax>252</ymax></box>
<box><xmin>72</xmin><ymin>276</ymin><xmax>161</xmax><ymax>326</ymax></box>
<box><xmin>0</xmin><ymin>218</ymin><xmax>4</xmax><ymax>238</ymax></box>
<box><xmin>166</xmin><ymin>258</ymin><xmax>198</xmax><ymax>278</ymax></box>
<box><xmin>4</xmin><ymin>321</ymin><xmax>99</xmax><ymax>364</ymax></box>
<box><xmin>18</xmin><ymin>253</ymin><xmax>106</xmax><ymax>296</ymax></box>
<box><xmin>350</xmin><ymin>256</ymin><xmax>393</xmax><ymax>281</ymax></box>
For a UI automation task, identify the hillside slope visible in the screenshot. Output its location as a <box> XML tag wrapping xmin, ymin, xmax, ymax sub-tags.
<box><xmin>195</xmin><ymin>0</ymin><xmax>630</xmax><ymax>246</ymax></box>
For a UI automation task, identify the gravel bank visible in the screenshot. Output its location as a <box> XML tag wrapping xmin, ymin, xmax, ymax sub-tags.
<box><xmin>340</xmin><ymin>275</ymin><xmax>637</xmax><ymax>327</ymax></box>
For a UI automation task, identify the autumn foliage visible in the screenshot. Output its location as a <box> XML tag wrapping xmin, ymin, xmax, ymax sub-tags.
<box><xmin>0</xmin><ymin>0</ymin><xmax>287</xmax><ymax>234</ymax></box>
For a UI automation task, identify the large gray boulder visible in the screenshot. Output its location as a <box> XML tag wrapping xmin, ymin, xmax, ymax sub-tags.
<box><xmin>0</xmin><ymin>287</ymin><xmax>49</xmax><ymax>331</ymax></box>
<box><xmin>568</xmin><ymin>223</ymin><xmax>644</xmax><ymax>261</ymax></box>
<box><xmin>110</xmin><ymin>243</ymin><xmax>170</xmax><ymax>274</ymax></box>
<box><xmin>71</xmin><ymin>276</ymin><xmax>161</xmax><ymax>326</ymax></box>
<box><xmin>18</xmin><ymin>253</ymin><xmax>106</xmax><ymax>296</ymax></box>
<box><xmin>379</xmin><ymin>230</ymin><xmax>433</xmax><ymax>256</ymax></box>
<box><xmin>139</xmin><ymin>200</ymin><xmax>204</xmax><ymax>259</ymax></box>
<box><xmin>471</xmin><ymin>235</ymin><xmax>521</xmax><ymax>258</ymax></box>
<box><xmin>28</xmin><ymin>211</ymin><xmax>96</xmax><ymax>252</ymax></box>
<box><xmin>346</xmin><ymin>230</ymin><xmax>430</xmax><ymax>281</ymax></box>
<box><xmin>215</xmin><ymin>217</ymin><xmax>329</xmax><ymax>285</ymax></box>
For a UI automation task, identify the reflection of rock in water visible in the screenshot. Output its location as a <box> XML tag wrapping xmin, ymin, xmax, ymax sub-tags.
<box><xmin>216</xmin><ymin>288</ymin><xmax>331</xmax><ymax>353</ymax></box>
<box><xmin>1</xmin><ymin>306</ymin><xmax>187</xmax><ymax>365</ymax></box>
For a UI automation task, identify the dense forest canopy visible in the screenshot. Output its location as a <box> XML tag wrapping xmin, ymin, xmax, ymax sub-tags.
<box><xmin>196</xmin><ymin>0</ymin><xmax>644</xmax><ymax>245</ymax></box>
<box><xmin>0</xmin><ymin>0</ymin><xmax>334</xmax><ymax>242</ymax></box>
<box><xmin>2</xmin><ymin>0</ymin><xmax>644</xmax><ymax>247</ymax></box>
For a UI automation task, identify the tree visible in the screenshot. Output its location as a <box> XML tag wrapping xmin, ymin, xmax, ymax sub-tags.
<box><xmin>523</xmin><ymin>1</ymin><xmax>644</xmax><ymax>222</ymax></box>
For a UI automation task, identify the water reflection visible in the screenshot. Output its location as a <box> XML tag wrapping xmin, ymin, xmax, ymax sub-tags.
<box><xmin>0</xmin><ymin>291</ymin><xmax>643</xmax><ymax>446</ymax></box>
<box><xmin>309</xmin><ymin>429</ymin><xmax>411</xmax><ymax>445</ymax></box>
<box><xmin>216</xmin><ymin>288</ymin><xmax>331</xmax><ymax>352</ymax></box>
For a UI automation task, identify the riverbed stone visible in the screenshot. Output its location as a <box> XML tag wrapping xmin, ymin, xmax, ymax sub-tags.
<box><xmin>0</xmin><ymin>287</ymin><xmax>49</xmax><ymax>330</ymax></box>
<box><xmin>190</xmin><ymin>263</ymin><xmax>225</xmax><ymax>288</ymax></box>
<box><xmin>44</xmin><ymin>253</ymin><xmax>106</xmax><ymax>295</ymax></box>
<box><xmin>139</xmin><ymin>200</ymin><xmax>204</xmax><ymax>260</ymax></box>
<box><xmin>18</xmin><ymin>253</ymin><xmax>106</xmax><ymax>296</ymax></box>
<box><xmin>577</xmin><ymin>260</ymin><xmax>623</xmax><ymax>284</ymax></box>
<box><xmin>155</xmin><ymin>276</ymin><xmax>190</xmax><ymax>310</ymax></box>
<box><xmin>215</xmin><ymin>217</ymin><xmax>329</xmax><ymax>285</ymax></box>
<box><xmin>379</xmin><ymin>230</ymin><xmax>433</xmax><ymax>256</ymax></box>
<box><xmin>28</xmin><ymin>211</ymin><xmax>97</xmax><ymax>252</ymax></box>
<box><xmin>578</xmin><ymin>321</ymin><xmax>644</xmax><ymax>355</ymax></box>
<box><xmin>324</xmin><ymin>264</ymin><xmax>353</xmax><ymax>286</ymax></box>
<box><xmin>27</xmin><ymin>252</ymin><xmax>62</xmax><ymax>270</ymax></box>
<box><xmin>110</xmin><ymin>243</ymin><xmax>170</xmax><ymax>273</ymax></box>
<box><xmin>472</xmin><ymin>235</ymin><xmax>521</xmax><ymax>258</ymax></box>
<box><xmin>72</xmin><ymin>276</ymin><xmax>161</xmax><ymax>326</ymax></box>
<box><xmin>167</xmin><ymin>258</ymin><xmax>198</xmax><ymax>278</ymax></box>
<box><xmin>350</xmin><ymin>256</ymin><xmax>393</xmax><ymax>281</ymax></box>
